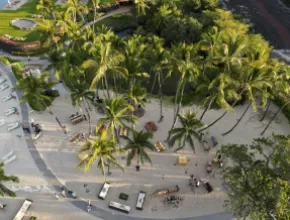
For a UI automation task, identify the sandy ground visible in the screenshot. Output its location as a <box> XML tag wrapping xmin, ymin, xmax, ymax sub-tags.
<box><xmin>29</xmin><ymin>84</ymin><xmax>290</xmax><ymax>219</ymax></box>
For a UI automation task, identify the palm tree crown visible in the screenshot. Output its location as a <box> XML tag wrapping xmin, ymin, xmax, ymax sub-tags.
<box><xmin>77</xmin><ymin>131</ymin><xmax>123</xmax><ymax>182</ymax></box>
<box><xmin>121</xmin><ymin>130</ymin><xmax>155</xmax><ymax>168</ymax></box>
<box><xmin>169</xmin><ymin>111</ymin><xmax>204</xmax><ymax>153</ymax></box>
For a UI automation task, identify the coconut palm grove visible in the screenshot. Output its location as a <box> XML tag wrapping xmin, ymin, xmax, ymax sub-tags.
<box><xmin>0</xmin><ymin>0</ymin><xmax>290</xmax><ymax>219</ymax></box>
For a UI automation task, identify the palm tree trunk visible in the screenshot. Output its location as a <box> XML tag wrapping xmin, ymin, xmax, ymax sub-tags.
<box><xmin>260</xmin><ymin>99</ymin><xmax>290</xmax><ymax>136</ymax></box>
<box><xmin>200</xmin><ymin>98</ymin><xmax>214</xmax><ymax>120</ymax></box>
<box><xmin>171</xmin><ymin>83</ymin><xmax>185</xmax><ymax>130</ymax></box>
<box><xmin>222</xmin><ymin>102</ymin><xmax>251</xmax><ymax>136</ymax></box>
<box><xmin>175</xmin><ymin>137</ymin><xmax>186</xmax><ymax>152</ymax></box>
<box><xmin>199</xmin><ymin>92</ymin><xmax>244</xmax><ymax>133</ymax></box>
<box><xmin>83</xmin><ymin>99</ymin><xmax>91</xmax><ymax>137</ymax></box>
<box><xmin>158</xmin><ymin>72</ymin><xmax>163</xmax><ymax>120</ymax></box>
<box><xmin>93</xmin><ymin>8</ymin><xmax>96</xmax><ymax>32</ymax></box>
<box><xmin>113</xmin><ymin>74</ymin><xmax>118</xmax><ymax>97</ymax></box>
<box><xmin>43</xmin><ymin>101</ymin><xmax>66</xmax><ymax>134</ymax></box>
<box><xmin>103</xmin><ymin>74</ymin><xmax>111</xmax><ymax>100</ymax></box>
<box><xmin>101</xmin><ymin>78</ymin><xmax>106</xmax><ymax>99</ymax></box>
<box><xmin>260</xmin><ymin>99</ymin><xmax>272</xmax><ymax>122</ymax></box>
<box><xmin>150</xmin><ymin>71</ymin><xmax>157</xmax><ymax>95</ymax></box>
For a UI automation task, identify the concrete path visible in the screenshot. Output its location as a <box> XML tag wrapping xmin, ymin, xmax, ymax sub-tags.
<box><xmin>82</xmin><ymin>6</ymin><xmax>132</xmax><ymax>30</ymax></box>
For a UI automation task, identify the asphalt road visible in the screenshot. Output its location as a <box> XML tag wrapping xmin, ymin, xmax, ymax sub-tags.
<box><xmin>225</xmin><ymin>0</ymin><xmax>290</xmax><ymax>49</ymax></box>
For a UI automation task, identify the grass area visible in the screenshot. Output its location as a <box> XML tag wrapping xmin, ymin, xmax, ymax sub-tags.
<box><xmin>93</xmin><ymin>13</ymin><xmax>136</xmax><ymax>32</ymax></box>
<box><xmin>0</xmin><ymin>0</ymin><xmax>40</xmax><ymax>41</ymax></box>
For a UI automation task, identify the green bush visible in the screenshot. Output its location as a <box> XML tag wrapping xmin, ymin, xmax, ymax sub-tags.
<box><xmin>30</xmin><ymin>217</ymin><xmax>37</xmax><ymax>220</ymax></box>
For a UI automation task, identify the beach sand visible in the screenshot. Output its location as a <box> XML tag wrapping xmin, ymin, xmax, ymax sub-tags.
<box><xmin>29</xmin><ymin>84</ymin><xmax>290</xmax><ymax>219</ymax></box>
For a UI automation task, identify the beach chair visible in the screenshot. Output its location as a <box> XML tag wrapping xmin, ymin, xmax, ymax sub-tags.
<box><xmin>155</xmin><ymin>141</ymin><xmax>165</xmax><ymax>152</ymax></box>
<box><xmin>0</xmin><ymin>77</ymin><xmax>6</xmax><ymax>85</ymax></box>
<box><xmin>0</xmin><ymin>119</ymin><xmax>4</xmax><ymax>127</ymax></box>
<box><xmin>0</xmin><ymin>84</ymin><xmax>9</xmax><ymax>92</ymax></box>
<box><xmin>4</xmin><ymin>107</ymin><xmax>17</xmax><ymax>116</ymax></box>
<box><xmin>7</xmin><ymin>121</ymin><xmax>21</xmax><ymax>131</ymax></box>
<box><xmin>1</xmin><ymin>95</ymin><xmax>12</xmax><ymax>102</ymax></box>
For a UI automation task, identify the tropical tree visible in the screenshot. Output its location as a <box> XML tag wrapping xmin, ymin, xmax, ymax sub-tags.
<box><xmin>121</xmin><ymin>130</ymin><xmax>155</xmax><ymax>171</ymax></box>
<box><xmin>199</xmin><ymin>30</ymin><xmax>248</xmax><ymax>132</ymax></box>
<box><xmin>17</xmin><ymin>72</ymin><xmax>66</xmax><ymax>133</ymax></box>
<box><xmin>38</xmin><ymin>20</ymin><xmax>59</xmax><ymax>48</ymax></box>
<box><xmin>70</xmin><ymin>81</ymin><xmax>94</xmax><ymax>136</ymax></box>
<box><xmin>260</xmin><ymin>63</ymin><xmax>290</xmax><ymax>135</ymax></box>
<box><xmin>125</xmin><ymin>84</ymin><xmax>147</xmax><ymax>107</ymax></box>
<box><xmin>168</xmin><ymin>111</ymin><xmax>204</xmax><ymax>153</ymax></box>
<box><xmin>65</xmin><ymin>0</ymin><xmax>88</xmax><ymax>23</ymax></box>
<box><xmin>170</xmin><ymin>43</ymin><xmax>200</xmax><ymax>132</ymax></box>
<box><xmin>0</xmin><ymin>163</ymin><xmax>19</xmax><ymax>197</ymax></box>
<box><xmin>147</xmin><ymin>36</ymin><xmax>170</xmax><ymax>121</ymax></box>
<box><xmin>220</xmin><ymin>134</ymin><xmax>290</xmax><ymax>219</ymax></box>
<box><xmin>0</xmin><ymin>56</ymin><xmax>10</xmax><ymax>65</ymax></box>
<box><xmin>222</xmin><ymin>63</ymin><xmax>273</xmax><ymax>136</ymax></box>
<box><xmin>36</xmin><ymin>0</ymin><xmax>57</xmax><ymax>20</ymax></box>
<box><xmin>83</xmin><ymin>37</ymin><xmax>125</xmax><ymax>100</ymax></box>
<box><xmin>77</xmin><ymin>131</ymin><xmax>123</xmax><ymax>182</ymax></box>
<box><xmin>121</xmin><ymin>35</ymin><xmax>149</xmax><ymax>93</ymax></box>
<box><xmin>134</xmin><ymin>0</ymin><xmax>150</xmax><ymax>17</ymax></box>
<box><xmin>97</xmin><ymin>97</ymin><xmax>138</xmax><ymax>142</ymax></box>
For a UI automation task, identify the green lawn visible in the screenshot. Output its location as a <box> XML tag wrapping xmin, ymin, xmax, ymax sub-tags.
<box><xmin>0</xmin><ymin>0</ymin><xmax>40</xmax><ymax>41</ymax></box>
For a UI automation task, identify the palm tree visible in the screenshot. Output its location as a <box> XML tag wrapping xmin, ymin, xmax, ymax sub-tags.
<box><xmin>170</xmin><ymin>43</ymin><xmax>200</xmax><ymax>132</ymax></box>
<box><xmin>125</xmin><ymin>84</ymin><xmax>147</xmax><ymax>108</ymax></box>
<box><xmin>65</xmin><ymin>0</ymin><xmax>88</xmax><ymax>23</ymax></box>
<box><xmin>168</xmin><ymin>111</ymin><xmax>204</xmax><ymax>153</ymax></box>
<box><xmin>77</xmin><ymin>131</ymin><xmax>123</xmax><ymax>182</ymax></box>
<box><xmin>82</xmin><ymin>40</ymin><xmax>125</xmax><ymax>100</ymax></box>
<box><xmin>198</xmin><ymin>31</ymin><xmax>248</xmax><ymax>132</ymax></box>
<box><xmin>121</xmin><ymin>130</ymin><xmax>155</xmax><ymax>171</ymax></box>
<box><xmin>70</xmin><ymin>81</ymin><xmax>94</xmax><ymax>136</ymax></box>
<box><xmin>97</xmin><ymin>97</ymin><xmax>138</xmax><ymax>142</ymax></box>
<box><xmin>38</xmin><ymin>20</ymin><xmax>59</xmax><ymax>48</ymax></box>
<box><xmin>0</xmin><ymin>56</ymin><xmax>9</xmax><ymax>65</ymax></box>
<box><xmin>36</xmin><ymin>0</ymin><xmax>57</xmax><ymax>20</ymax></box>
<box><xmin>222</xmin><ymin>64</ymin><xmax>273</xmax><ymax>136</ymax></box>
<box><xmin>134</xmin><ymin>0</ymin><xmax>150</xmax><ymax>17</ymax></box>
<box><xmin>17</xmin><ymin>72</ymin><xmax>66</xmax><ymax>133</ymax></box>
<box><xmin>90</xmin><ymin>0</ymin><xmax>100</xmax><ymax>31</ymax></box>
<box><xmin>0</xmin><ymin>163</ymin><xmax>19</xmax><ymax>197</ymax></box>
<box><xmin>121</xmin><ymin>35</ymin><xmax>149</xmax><ymax>93</ymax></box>
<box><xmin>147</xmin><ymin>36</ymin><xmax>170</xmax><ymax>121</ymax></box>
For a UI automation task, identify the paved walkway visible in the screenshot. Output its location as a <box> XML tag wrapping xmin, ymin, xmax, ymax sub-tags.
<box><xmin>82</xmin><ymin>6</ymin><xmax>132</xmax><ymax>30</ymax></box>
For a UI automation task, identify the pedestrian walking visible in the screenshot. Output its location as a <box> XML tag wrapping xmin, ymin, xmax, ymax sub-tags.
<box><xmin>54</xmin><ymin>193</ymin><xmax>59</xmax><ymax>200</ymax></box>
<box><xmin>185</xmin><ymin>168</ymin><xmax>188</xmax><ymax>174</ymax></box>
<box><xmin>195</xmin><ymin>161</ymin><xmax>198</xmax><ymax>166</ymax></box>
<box><xmin>61</xmin><ymin>189</ymin><xmax>66</xmax><ymax>197</ymax></box>
<box><xmin>162</xmin><ymin>174</ymin><xmax>164</xmax><ymax>179</ymax></box>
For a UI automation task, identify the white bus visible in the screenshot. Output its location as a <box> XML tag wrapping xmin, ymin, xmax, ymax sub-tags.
<box><xmin>108</xmin><ymin>201</ymin><xmax>131</xmax><ymax>214</ymax></box>
<box><xmin>136</xmin><ymin>191</ymin><xmax>146</xmax><ymax>210</ymax></box>
<box><xmin>13</xmin><ymin>199</ymin><xmax>33</xmax><ymax>220</ymax></box>
<box><xmin>98</xmin><ymin>182</ymin><xmax>110</xmax><ymax>200</ymax></box>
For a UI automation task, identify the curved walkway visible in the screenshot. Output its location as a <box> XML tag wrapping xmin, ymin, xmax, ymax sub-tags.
<box><xmin>0</xmin><ymin>61</ymin><xmax>232</xmax><ymax>219</ymax></box>
<box><xmin>0</xmin><ymin>6</ymin><xmax>232</xmax><ymax>220</ymax></box>
<box><xmin>82</xmin><ymin>6</ymin><xmax>131</xmax><ymax>30</ymax></box>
